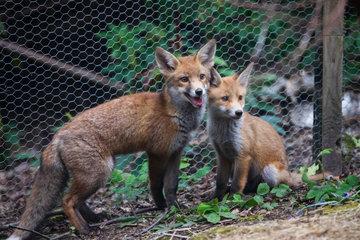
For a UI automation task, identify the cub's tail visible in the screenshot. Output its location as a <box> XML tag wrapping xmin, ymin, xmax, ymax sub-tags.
<box><xmin>7</xmin><ymin>140</ymin><xmax>68</xmax><ymax>240</ymax></box>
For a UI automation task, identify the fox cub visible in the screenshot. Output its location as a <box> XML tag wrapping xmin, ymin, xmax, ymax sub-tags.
<box><xmin>8</xmin><ymin>40</ymin><xmax>217</xmax><ymax>240</ymax></box>
<box><xmin>208</xmin><ymin>64</ymin><xmax>324</xmax><ymax>200</ymax></box>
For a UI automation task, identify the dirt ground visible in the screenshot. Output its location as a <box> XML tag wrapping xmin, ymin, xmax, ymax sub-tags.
<box><xmin>191</xmin><ymin>202</ymin><xmax>360</xmax><ymax>240</ymax></box>
<box><xmin>1</xmin><ymin>166</ymin><xmax>360</xmax><ymax>240</ymax></box>
<box><xmin>0</xmin><ymin>120</ymin><xmax>359</xmax><ymax>239</ymax></box>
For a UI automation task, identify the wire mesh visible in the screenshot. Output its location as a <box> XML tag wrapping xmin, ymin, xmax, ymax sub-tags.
<box><xmin>0</xmin><ymin>0</ymin><xmax>359</xmax><ymax>226</ymax></box>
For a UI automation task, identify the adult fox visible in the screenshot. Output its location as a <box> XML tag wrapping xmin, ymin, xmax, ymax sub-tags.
<box><xmin>207</xmin><ymin>64</ymin><xmax>328</xmax><ymax>200</ymax></box>
<box><xmin>8</xmin><ymin>40</ymin><xmax>217</xmax><ymax>240</ymax></box>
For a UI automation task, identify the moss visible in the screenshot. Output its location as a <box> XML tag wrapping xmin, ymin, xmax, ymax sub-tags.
<box><xmin>191</xmin><ymin>226</ymin><xmax>237</xmax><ymax>240</ymax></box>
<box><xmin>321</xmin><ymin>201</ymin><xmax>360</xmax><ymax>215</ymax></box>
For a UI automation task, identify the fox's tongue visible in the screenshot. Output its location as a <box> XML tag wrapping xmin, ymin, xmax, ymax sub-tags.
<box><xmin>191</xmin><ymin>97</ymin><xmax>203</xmax><ymax>107</ymax></box>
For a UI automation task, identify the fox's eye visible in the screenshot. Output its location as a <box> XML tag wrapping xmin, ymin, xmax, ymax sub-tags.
<box><xmin>239</xmin><ymin>95</ymin><xmax>243</xmax><ymax>101</ymax></box>
<box><xmin>221</xmin><ymin>96</ymin><xmax>229</xmax><ymax>101</ymax></box>
<box><xmin>200</xmin><ymin>74</ymin><xmax>206</xmax><ymax>80</ymax></box>
<box><xmin>180</xmin><ymin>76</ymin><xmax>189</xmax><ymax>82</ymax></box>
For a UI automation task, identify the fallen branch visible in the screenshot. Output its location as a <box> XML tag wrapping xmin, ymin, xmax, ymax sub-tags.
<box><xmin>250</xmin><ymin>6</ymin><xmax>276</xmax><ymax>64</ymax></box>
<box><xmin>5</xmin><ymin>225</ymin><xmax>50</xmax><ymax>240</ymax></box>
<box><xmin>133</xmin><ymin>206</ymin><xmax>163</xmax><ymax>215</ymax></box>
<box><xmin>229</xmin><ymin>0</ymin><xmax>315</xmax><ymax>12</ymax></box>
<box><xmin>137</xmin><ymin>209</ymin><xmax>170</xmax><ymax>236</ymax></box>
<box><xmin>89</xmin><ymin>216</ymin><xmax>138</xmax><ymax>228</ymax></box>
<box><xmin>163</xmin><ymin>232</ymin><xmax>190</xmax><ymax>239</ymax></box>
<box><xmin>50</xmin><ymin>231</ymin><xmax>74</xmax><ymax>240</ymax></box>
<box><xmin>295</xmin><ymin>200</ymin><xmax>340</xmax><ymax>216</ymax></box>
<box><xmin>0</xmin><ymin>39</ymin><xmax>122</xmax><ymax>90</ymax></box>
<box><xmin>274</xmin><ymin>0</ymin><xmax>323</xmax><ymax>73</ymax></box>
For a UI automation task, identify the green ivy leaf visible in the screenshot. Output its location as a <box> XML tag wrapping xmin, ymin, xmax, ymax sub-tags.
<box><xmin>253</xmin><ymin>195</ymin><xmax>264</xmax><ymax>205</ymax></box>
<box><xmin>261</xmin><ymin>202</ymin><xmax>278</xmax><ymax>210</ymax></box>
<box><xmin>219</xmin><ymin>211</ymin><xmax>237</xmax><ymax>219</ymax></box>
<box><xmin>306</xmin><ymin>188</ymin><xmax>318</xmax><ymax>200</ymax></box>
<box><xmin>205</xmin><ymin>213</ymin><xmax>221</xmax><ymax>224</ymax></box>
<box><xmin>197</xmin><ymin>203</ymin><xmax>214</xmax><ymax>215</ymax></box>
<box><xmin>345</xmin><ymin>175</ymin><xmax>360</xmax><ymax>187</ymax></box>
<box><xmin>257</xmin><ymin>183</ymin><xmax>270</xmax><ymax>196</ymax></box>
<box><xmin>318</xmin><ymin>148</ymin><xmax>333</xmax><ymax>157</ymax></box>
<box><xmin>271</xmin><ymin>184</ymin><xmax>292</xmax><ymax>198</ymax></box>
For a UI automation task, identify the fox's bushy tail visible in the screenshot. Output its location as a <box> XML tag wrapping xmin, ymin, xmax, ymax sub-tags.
<box><xmin>8</xmin><ymin>141</ymin><xmax>68</xmax><ymax>240</ymax></box>
<box><xmin>287</xmin><ymin>171</ymin><xmax>329</xmax><ymax>187</ymax></box>
<box><xmin>262</xmin><ymin>163</ymin><xmax>329</xmax><ymax>188</ymax></box>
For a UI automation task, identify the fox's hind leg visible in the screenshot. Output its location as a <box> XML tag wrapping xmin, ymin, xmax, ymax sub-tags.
<box><xmin>78</xmin><ymin>201</ymin><xmax>109</xmax><ymax>223</ymax></box>
<box><xmin>63</xmin><ymin>163</ymin><xmax>112</xmax><ymax>233</ymax></box>
<box><xmin>60</xmin><ymin>138</ymin><xmax>113</xmax><ymax>233</ymax></box>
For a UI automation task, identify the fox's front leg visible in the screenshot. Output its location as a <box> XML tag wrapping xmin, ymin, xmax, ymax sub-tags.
<box><xmin>163</xmin><ymin>152</ymin><xmax>181</xmax><ymax>207</ymax></box>
<box><xmin>214</xmin><ymin>156</ymin><xmax>232</xmax><ymax>200</ymax></box>
<box><xmin>148</xmin><ymin>153</ymin><xmax>167</xmax><ymax>209</ymax></box>
<box><xmin>231</xmin><ymin>155</ymin><xmax>251</xmax><ymax>193</ymax></box>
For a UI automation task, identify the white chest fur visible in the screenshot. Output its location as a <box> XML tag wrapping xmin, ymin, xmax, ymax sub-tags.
<box><xmin>208</xmin><ymin>116</ymin><xmax>243</xmax><ymax>160</ymax></box>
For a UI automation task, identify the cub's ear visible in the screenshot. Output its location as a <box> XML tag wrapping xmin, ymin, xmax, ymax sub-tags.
<box><xmin>155</xmin><ymin>47</ymin><xmax>179</xmax><ymax>74</ymax></box>
<box><xmin>196</xmin><ymin>39</ymin><xmax>216</xmax><ymax>67</ymax></box>
<box><xmin>210</xmin><ymin>67</ymin><xmax>222</xmax><ymax>87</ymax></box>
<box><xmin>236</xmin><ymin>62</ymin><xmax>254</xmax><ymax>87</ymax></box>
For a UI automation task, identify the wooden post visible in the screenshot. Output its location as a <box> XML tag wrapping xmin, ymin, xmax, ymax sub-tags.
<box><xmin>321</xmin><ymin>0</ymin><xmax>344</xmax><ymax>176</ymax></box>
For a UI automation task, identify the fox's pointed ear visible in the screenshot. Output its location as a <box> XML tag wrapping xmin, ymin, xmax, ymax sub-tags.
<box><xmin>236</xmin><ymin>62</ymin><xmax>254</xmax><ymax>87</ymax></box>
<box><xmin>155</xmin><ymin>47</ymin><xmax>179</xmax><ymax>74</ymax></box>
<box><xmin>210</xmin><ymin>67</ymin><xmax>222</xmax><ymax>87</ymax></box>
<box><xmin>196</xmin><ymin>39</ymin><xmax>216</xmax><ymax>67</ymax></box>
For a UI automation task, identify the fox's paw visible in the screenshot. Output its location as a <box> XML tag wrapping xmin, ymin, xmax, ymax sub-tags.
<box><xmin>77</xmin><ymin>223</ymin><xmax>91</xmax><ymax>235</ymax></box>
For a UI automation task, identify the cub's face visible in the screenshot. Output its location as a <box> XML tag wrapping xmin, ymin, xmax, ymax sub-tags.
<box><xmin>209</xmin><ymin>63</ymin><xmax>254</xmax><ymax>120</ymax></box>
<box><xmin>209</xmin><ymin>76</ymin><xmax>247</xmax><ymax>119</ymax></box>
<box><xmin>155</xmin><ymin>40</ymin><xmax>216</xmax><ymax>108</ymax></box>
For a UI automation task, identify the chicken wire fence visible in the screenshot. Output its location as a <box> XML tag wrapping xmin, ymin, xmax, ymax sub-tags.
<box><xmin>0</xmin><ymin>0</ymin><xmax>359</xmax><ymax>220</ymax></box>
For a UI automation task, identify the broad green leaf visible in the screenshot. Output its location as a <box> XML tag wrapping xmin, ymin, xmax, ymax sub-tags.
<box><xmin>261</xmin><ymin>202</ymin><xmax>278</xmax><ymax>210</ymax></box>
<box><xmin>219</xmin><ymin>211</ymin><xmax>237</xmax><ymax>219</ymax></box>
<box><xmin>257</xmin><ymin>183</ymin><xmax>270</xmax><ymax>195</ymax></box>
<box><xmin>205</xmin><ymin>213</ymin><xmax>221</xmax><ymax>224</ymax></box>
<box><xmin>197</xmin><ymin>203</ymin><xmax>214</xmax><ymax>215</ymax></box>
<box><xmin>318</xmin><ymin>148</ymin><xmax>333</xmax><ymax>157</ymax></box>
<box><xmin>345</xmin><ymin>175</ymin><xmax>360</xmax><ymax>187</ymax></box>
<box><xmin>253</xmin><ymin>195</ymin><xmax>264</xmax><ymax>204</ymax></box>
<box><xmin>306</xmin><ymin>188</ymin><xmax>318</xmax><ymax>200</ymax></box>
<box><xmin>271</xmin><ymin>184</ymin><xmax>291</xmax><ymax>198</ymax></box>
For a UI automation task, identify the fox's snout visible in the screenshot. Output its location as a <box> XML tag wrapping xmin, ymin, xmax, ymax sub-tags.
<box><xmin>225</xmin><ymin>107</ymin><xmax>243</xmax><ymax>120</ymax></box>
<box><xmin>235</xmin><ymin>110</ymin><xmax>243</xmax><ymax>118</ymax></box>
<box><xmin>183</xmin><ymin>85</ymin><xmax>206</xmax><ymax>108</ymax></box>
<box><xmin>195</xmin><ymin>88</ymin><xmax>203</xmax><ymax>97</ymax></box>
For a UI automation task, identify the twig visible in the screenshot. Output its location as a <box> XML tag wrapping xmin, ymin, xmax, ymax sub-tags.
<box><xmin>46</xmin><ymin>208</ymin><xmax>65</xmax><ymax>218</ymax></box>
<box><xmin>50</xmin><ymin>231</ymin><xmax>74</xmax><ymax>240</ymax></box>
<box><xmin>0</xmin><ymin>39</ymin><xmax>122</xmax><ymax>90</ymax></box>
<box><xmin>295</xmin><ymin>201</ymin><xmax>340</xmax><ymax>216</ymax></box>
<box><xmin>6</xmin><ymin>225</ymin><xmax>50</xmax><ymax>240</ymax></box>
<box><xmin>133</xmin><ymin>206</ymin><xmax>163</xmax><ymax>215</ymax></box>
<box><xmin>89</xmin><ymin>216</ymin><xmax>138</xmax><ymax>228</ymax></box>
<box><xmin>137</xmin><ymin>209</ymin><xmax>170</xmax><ymax>236</ymax></box>
<box><xmin>251</xmin><ymin>7</ymin><xmax>276</xmax><ymax>64</ymax></box>
<box><xmin>163</xmin><ymin>232</ymin><xmax>190</xmax><ymax>239</ymax></box>
<box><xmin>229</xmin><ymin>0</ymin><xmax>315</xmax><ymax>12</ymax></box>
<box><xmin>274</xmin><ymin>0</ymin><xmax>323</xmax><ymax>73</ymax></box>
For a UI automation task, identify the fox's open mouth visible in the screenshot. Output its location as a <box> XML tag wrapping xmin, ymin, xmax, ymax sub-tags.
<box><xmin>184</xmin><ymin>93</ymin><xmax>203</xmax><ymax>108</ymax></box>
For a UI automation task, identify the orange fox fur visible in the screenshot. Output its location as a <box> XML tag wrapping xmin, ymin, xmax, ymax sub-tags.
<box><xmin>208</xmin><ymin>64</ymin><xmax>325</xmax><ymax>200</ymax></box>
<box><xmin>8</xmin><ymin>40</ymin><xmax>217</xmax><ymax>240</ymax></box>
